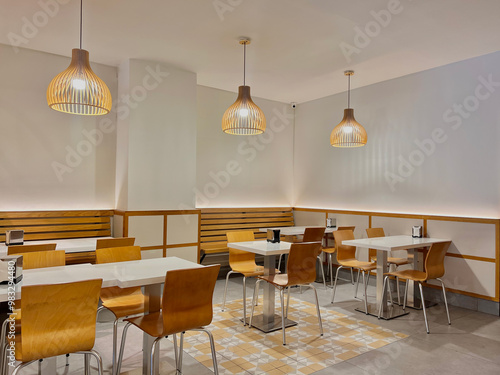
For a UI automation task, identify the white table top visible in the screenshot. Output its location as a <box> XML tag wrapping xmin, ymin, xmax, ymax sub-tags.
<box><xmin>0</xmin><ymin>256</ymin><xmax>201</xmax><ymax>301</ymax></box>
<box><xmin>0</xmin><ymin>237</ymin><xmax>113</xmax><ymax>256</ymax></box>
<box><xmin>259</xmin><ymin>226</ymin><xmax>336</xmax><ymax>235</ymax></box>
<box><xmin>342</xmin><ymin>235</ymin><xmax>451</xmax><ymax>251</ymax></box>
<box><xmin>227</xmin><ymin>240</ymin><xmax>293</xmax><ymax>256</ymax></box>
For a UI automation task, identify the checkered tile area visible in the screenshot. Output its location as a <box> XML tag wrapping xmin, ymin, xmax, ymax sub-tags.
<box><xmin>172</xmin><ymin>297</ymin><xmax>408</xmax><ymax>375</ymax></box>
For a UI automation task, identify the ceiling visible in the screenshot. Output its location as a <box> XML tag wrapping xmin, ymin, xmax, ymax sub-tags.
<box><xmin>1</xmin><ymin>0</ymin><xmax>500</xmax><ymax>103</ymax></box>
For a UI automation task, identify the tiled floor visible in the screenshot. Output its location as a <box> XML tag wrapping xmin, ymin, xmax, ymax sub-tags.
<box><xmin>16</xmin><ymin>275</ymin><xmax>500</xmax><ymax>374</ymax></box>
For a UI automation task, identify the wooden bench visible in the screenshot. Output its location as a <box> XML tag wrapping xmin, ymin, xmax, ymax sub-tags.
<box><xmin>0</xmin><ymin>210</ymin><xmax>113</xmax><ymax>264</ymax></box>
<box><xmin>200</xmin><ymin>207</ymin><xmax>294</xmax><ymax>264</ymax></box>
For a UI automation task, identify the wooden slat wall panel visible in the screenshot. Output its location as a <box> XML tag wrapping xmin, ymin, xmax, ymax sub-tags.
<box><xmin>200</xmin><ymin>207</ymin><xmax>294</xmax><ymax>259</ymax></box>
<box><xmin>0</xmin><ymin>210</ymin><xmax>113</xmax><ymax>242</ymax></box>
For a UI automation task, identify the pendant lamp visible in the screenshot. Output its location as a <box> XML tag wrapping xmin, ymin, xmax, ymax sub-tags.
<box><xmin>222</xmin><ymin>38</ymin><xmax>266</xmax><ymax>135</ymax></box>
<box><xmin>330</xmin><ymin>70</ymin><xmax>367</xmax><ymax>147</ymax></box>
<box><xmin>47</xmin><ymin>0</ymin><xmax>112</xmax><ymax>115</ymax></box>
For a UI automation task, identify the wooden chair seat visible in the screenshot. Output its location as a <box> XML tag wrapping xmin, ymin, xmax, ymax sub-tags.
<box><xmin>231</xmin><ymin>263</ymin><xmax>264</xmax><ymax>277</ymax></box>
<box><xmin>370</xmin><ymin>255</ymin><xmax>410</xmax><ymax>266</ymax></box>
<box><xmin>387</xmin><ymin>269</ymin><xmax>427</xmax><ymax>282</ymax></box>
<box><xmin>340</xmin><ymin>259</ymin><xmax>377</xmax><ymax>271</ymax></box>
<box><xmin>100</xmin><ymin>290</ymin><xmax>146</xmax><ymax>318</ymax></box>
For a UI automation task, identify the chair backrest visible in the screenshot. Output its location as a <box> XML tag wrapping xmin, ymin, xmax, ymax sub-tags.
<box><xmin>7</xmin><ymin>243</ymin><xmax>56</xmax><ymax>255</ymax></box>
<box><xmin>96</xmin><ymin>237</ymin><xmax>135</xmax><ymax>250</ymax></box>
<box><xmin>286</xmin><ymin>242</ymin><xmax>322</xmax><ymax>286</ymax></box>
<box><xmin>424</xmin><ymin>241</ymin><xmax>451</xmax><ymax>280</ymax></box>
<box><xmin>19</xmin><ymin>279</ymin><xmax>102</xmax><ymax>362</ymax></box>
<box><xmin>303</xmin><ymin>227</ymin><xmax>325</xmax><ymax>242</ymax></box>
<box><xmin>21</xmin><ymin>250</ymin><xmax>66</xmax><ymax>270</ymax></box>
<box><xmin>333</xmin><ymin>230</ymin><xmax>356</xmax><ymax>262</ymax></box>
<box><xmin>226</xmin><ymin>231</ymin><xmax>256</xmax><ymax>266</ymax></box>
<box><xmin>337</xmin><ymin>226</ymin><xmax>355</xmax><ymax>232</ymax></box>
<box><xmin>95</xmin><ymin>246</ymin><xmax>142</xmax><ymax>264</ymax></box>
<box><xmin>162</xmin><ymin>264</ymin><xmax>220</xmax><ymax>335</ymax></box>
<box><xmin>366</xmin><ymin>228</ymin><xmax>385</xmax><ymax>259</ymax></box>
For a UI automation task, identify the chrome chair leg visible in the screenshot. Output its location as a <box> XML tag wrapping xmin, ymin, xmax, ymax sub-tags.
<box><xmin>84</xmin><ymin>353</ymin><xmax>90</xmax><ymax>375</ymax></box>
<box><xmin>150</xmin><ymin>338</ymin><xmax>161</xmax><ymax>375</ymax></box>
<box><xmin>116</xmin><ymin>322</ymin><xmax>131</xmax><ymax>375</ymax></box>
<box><xmin>310</xmin><ymin>284</ymin><xmax>323</xmax><ymax>336</ymax></box>
<box><xmin>351</xmin><ymin>268</ymin><xmax>354</xmax><ymax>284</ymax></box>
<box><xmin>77</xmin><ymin>350</ymin><xmax>104</xmax><ymax>375</ymax></box>
<box><xmin>378</xmin><ymin>275</ymin><xmax>389</xmax><ymax>319</ymax></box>
<box><xmin>330</xmin><ymin>265</ymin><xmax>343</xmax><ymax>303</ymax></box>
<box><xmin>403</xmin><ymin>279</ymin><xmax>409</xmax><ymax>310</ymax></box>
<box><xmin>11</xmin><ymin>360</ymin><xmax>37</xmax><ymax>375</ymax></box>
<box><xmin>396</xmin><ymin>277</ymin><xmax>401</xmax><ymax>305</ymax></box>
<box><xmin>285</xmin><ymin>286</ymin><xmax>291</xmax><ymax>318</ymax></box>
<box><xmin>242</xmin><ymin>276</ymin><xmax>247</xmax><ymax>325</ymax></box>
<box><xmin>362</xmin><ymin>271</ymin><xmax>368</xmax><ymax>314</ymax></box>
<box><xmin>418</xmin><ymin>282</ymin><xmax>430</xmax><ymax>334</ymax></box>
<box><xmin>172</xmin><ymin>333</ymin><xmax>179</xmax><ymax>370</ymax></box>
<box><xmin>317</xmin><ymin>255</ymin><xmax>327</xmax><ymax>290</ymax></box>
<box><xmin>112</xmin><ymin>318</ymin><xmax>119</xmax><ymax>375</ymax></box>
<box><xmin>249</xmin><ymin>279</ymin><xmax>262</xmax><ymax>328</ymax></box>
<box><xmin>387</xmin><ymin>277</ymin><xmax>394</xmax><ymax>306</ymax></box>
<box><xmin>437</xmin><ymin>278</ymin><xmax>451</xmax><ymax>325</ymax></box>
<box><xmin>279</xmin><ymin>288</ymin><xmax>286</xmax><ymax>345</ymax></box>
<box><xmin>221</xmin><ymin>270</ymin><xmax>234</xmax><ymax>311</ymax></box>
<box><xmin>192</xmin><ymin>328</ymin><xmax>219</xmax><ymax>375</ymax></box>
<box><xmin>328</xmin><ymin>254</ymin><xmax>334</xmax><ymax>288</ymax></box>
<box><xmin>179</xmin><ymin>332</ymin><xmax>184</xmax><ymax>372</ymax></box>
<box><xmin>354</xmin><ymin>269</ymin><xmax>361</xmax><ymax>298</ymax></box>
<box><xmin>0</xmin><ymin>318</ymin><xmax>9</xmax><ymax>372</ymax></box>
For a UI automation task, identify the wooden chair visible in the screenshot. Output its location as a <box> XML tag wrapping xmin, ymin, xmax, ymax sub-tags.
<box><xmin>249</xmin><ymin>242</ymin><xmax>323</xmax><ymax>345</ymax></box>
<box><xmin>330</xmin><ymin>230</ymin><xmax>376</xmax><ymax>313</ymax></box>
<box><xmin>3</xmin><ymin>279</ymin><xmax>103</xmax><ymax>375</ymax></box>
<box><xmin>378</xmin><ymin>241</ymin><xmax>452</xmax><ymax>333</ymax></box>
<box><xmin>222</xmin><ymin>231</ymin><xmax>271</xmax><ymax>325</ymax></box>
<box><xmin>322</xmin><ymin>226</ymin><xmax>357</xmax><ymax>287</ymax></box>
<box><xmin>116</xmin><ymin>265</ymin><xmax>221</xmax><ymax>375</ymax></box>
<box><xmin>95</xmin><ymin>245</ymin><xmax>145</xmax><ymax>375</ymax></box>
<box><xmin>278</xmin><ymin>227</ymin><xmax>327</xmax><ymax>288</ymax></box>
<box><xmin>366</xmin><ymin>227</ymin><xmax>412</xmax><ymax>304</ymax></box>
<box><xmin>0</xmin><ymin>250</ymin><xmax>67</xmax><ymax>371</ymax></box>
<box><xmin>96</xmin><ymin>237</ymin><xmax>135</xmax><ymax>250</ymax></box>
<box><xmin>7</xmin><ymin>243</ymin><xmax>56</xmax><ymax>255</ymax></box>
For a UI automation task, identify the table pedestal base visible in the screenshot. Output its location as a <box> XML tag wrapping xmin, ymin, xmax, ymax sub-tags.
<box><xmin>355</xmin><ymin>303</ymin><xmax>409</xmax><ymax>320</ymax></box>
<box><xmin>244</xmin><ymin>314</ymin><xmax>297</xmax><ymax>333</ymax></box>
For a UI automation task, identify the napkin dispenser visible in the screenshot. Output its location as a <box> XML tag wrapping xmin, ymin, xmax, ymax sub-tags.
<box><xmin>326</xmin><ymin>218</ymin><xmax>336</xmax><ymax>228</ymax></box>
<box><xmin>267</xmin><ymin>229</ymin><xmax>280</xmax><ymax>243</ymax></box>
<box><xmin>5</xmin><ymin>230</ymin><xmax>24</xmax><ymax>246</ymax></box>
<box><xmin>0</xmin><ymin>255</ymin><xmax>23</xmax><ymax>285</ymax></box>
<box><xmin>412</xmin><ymin>226</ymin><xmax>423</xmax><ymax>238</ymax></box>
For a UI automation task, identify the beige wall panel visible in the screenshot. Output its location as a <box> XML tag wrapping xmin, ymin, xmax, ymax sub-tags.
<box><xmin>427</xmin><ymin>257</ymin><xmax>496</xmax><ymax>298</ymax></box>
<box><xmin>128</xmin><ymin>216</ymin><xmax>163</xmax><ymax>247</ymax></box>
<box><xmin>427</xmin><ymin>220</ymin><xmax>496</xmax><ymax>258</ymax></box>
<box><xmin>141</xmin><ymin>249</ymin><xmax>163</xmax><ymax>259</ymax></box>
<box><xmin>113</xmin><ymin>215</ymin><xmax>123</xmax><ymax>237</ymax></box>
<box><xmin>166</xmin><ymin>214</ymin><xmax>199</xmax><ymax>245</ymax></box>
<box><xmin>167</xmin><ymin>246</ymin><xmax>198</xmax><ymax>263</ymax></box>
<box><xmin>293</xmin><ymin>210</ymin><xmax>325</xmax><ymax>226</ymax></box>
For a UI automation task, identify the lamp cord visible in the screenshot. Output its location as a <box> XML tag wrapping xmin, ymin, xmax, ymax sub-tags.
<box><xmin>79</xmin><ymin>0</ymin><xmax>83</xmax><ymax>49</ymax></box>
<box><xmin>347</xmin><ymin>74</ymin><xmax>350</xmax><ymax>109</ymax></box>
<box><xmin>243</xmin><ymin>42</ymin><xmax>246</xmax><ymax>86</ymax></box>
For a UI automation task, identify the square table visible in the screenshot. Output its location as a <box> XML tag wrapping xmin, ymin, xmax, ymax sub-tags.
<box><xmin>226</xmin><ymin>240</ymin><xmax>295</xmax><ymax>333</ymax></box>
<box><xmin>0</xmin><ymin>257</ymin><xmax>202</xmax><ymax>375</ymax></box>
<box><xmin>341</xmin><ymin>235</ymin><xmax>450</xmax><ymax>319</ymax></box>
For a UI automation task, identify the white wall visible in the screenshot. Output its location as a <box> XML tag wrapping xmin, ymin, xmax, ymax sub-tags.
<box><xmin>294</xmin><ymin>51</ymin><xmax>500</xmax><ymax>218</ymax></box>
<box><xmin>0</xmin><ymin>44</ymin><xmax>117</xmax><ymax>210</ymax></box>
<box><xmin>196</xmin><ymin>85</ymin><xmax>294</xmax><ymax>208</ymax></box>
<box><xmin>115</xmin><ymin>59</ymin><xmax>197</xmax><ymax>210</ymax></box>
